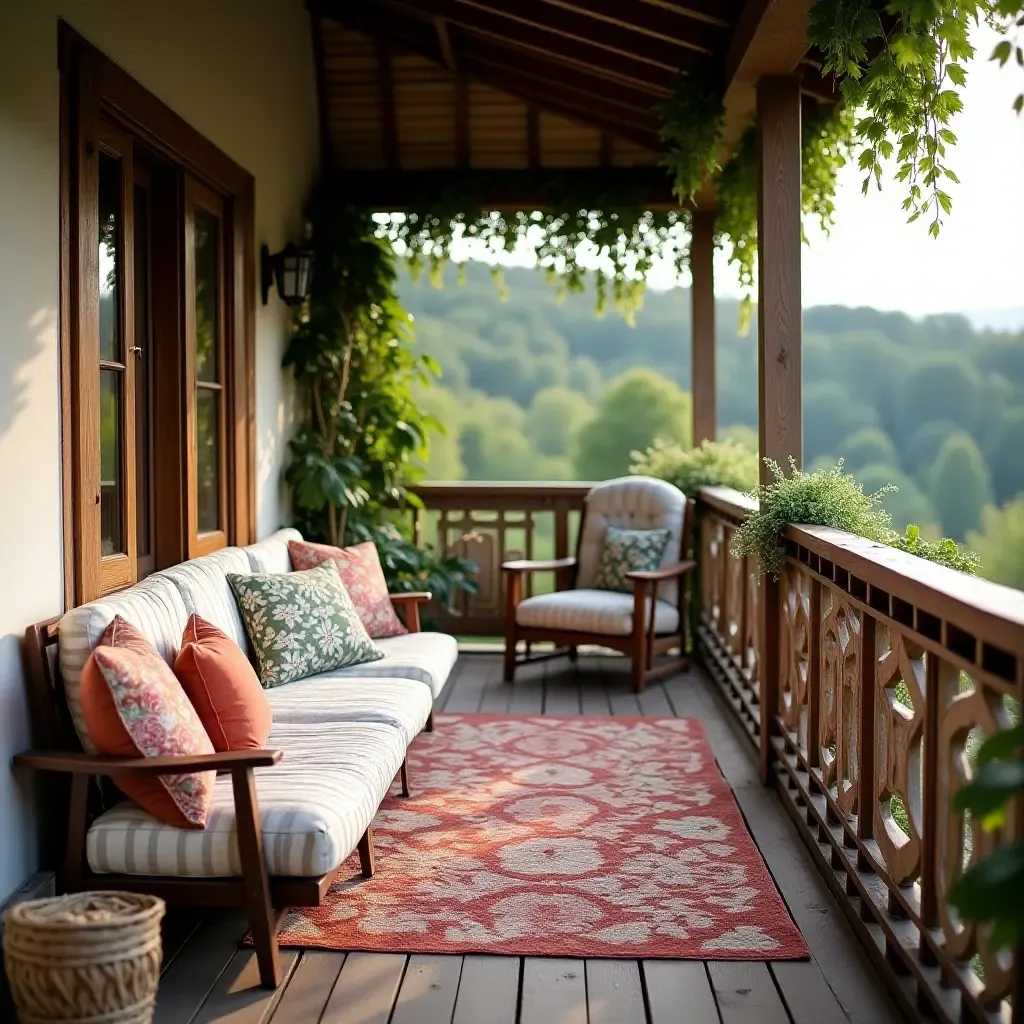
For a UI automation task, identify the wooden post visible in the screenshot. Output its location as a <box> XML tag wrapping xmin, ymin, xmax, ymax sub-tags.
<box><xmin>690</xmin><ymin>209</ymin><xmax>716</xmax><ymax>446</ymax></box>
<box><xmin>756</xmin><ymin>75</ymin><xmax>802</xmax><ymax>783</ymax></box>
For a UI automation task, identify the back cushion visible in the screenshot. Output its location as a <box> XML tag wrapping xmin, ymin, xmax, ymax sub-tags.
<box><xmin>59</xmin><ymin>575</ymin><xmax>189</xmax><ymax>753</ymax></box>
<box><xmin>577</xmin><ymin>477</ymin><xmax>686</xmax><ymax>604</ymax></box>
<box><xmin>156</xmin><ymin>547</ymin><xmax>252</xmax><ymax>652</ymax></box>
<box><xmin>243</xmin><ymin>527</ymin><xmax>303</xmax><ymax>574</ymax></box>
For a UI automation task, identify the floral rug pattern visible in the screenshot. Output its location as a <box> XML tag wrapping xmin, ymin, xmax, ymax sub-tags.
<box><xmin>275</xmin><ymin>714</ymin><xmax>808</xmax><ymax>959</ymax></box>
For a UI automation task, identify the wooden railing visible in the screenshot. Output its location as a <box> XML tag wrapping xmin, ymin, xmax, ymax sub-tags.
<box><xmin>408</xmin><ymin>482</ymin><xmax>591</xmax><ymax>636</ymax></box>
<box><xmin>696</xmin><ymin>485</ymin><xmax>1022</xmax><ymax>1024</ymax></box>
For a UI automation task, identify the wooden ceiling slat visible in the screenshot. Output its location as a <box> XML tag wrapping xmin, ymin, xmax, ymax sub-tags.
<box><xmin>633</xmin><ymin>0</ymin><xmax>743</xmax><ymax>28</ymax></box>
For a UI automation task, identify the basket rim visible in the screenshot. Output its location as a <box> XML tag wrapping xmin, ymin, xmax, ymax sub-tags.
<box><xmin>5</xmin><ymin>891</ymin><xmax>166</xmax><ymax>932</ymax></box>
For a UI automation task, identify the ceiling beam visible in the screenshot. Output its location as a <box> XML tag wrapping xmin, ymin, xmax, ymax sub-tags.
<box><xmin>326</xmin><ymin>167</ymin><xmax>677</xmax><ymax>210</ymax></box>
<box><xmin>634</xmin><ymin>0</ymin><xmax>742</xmax><ymax>28</ymax></box>
<box><xmin>521</xmin><ymin>0</ymin><xmax>725</xmax><ymax>53</ymax></box>
<box><xmin>369</xmin><ymin>0</ymin><xmax>689</xmax><ymax>85</ymax></box>
<box><xmin>319</xmin><ymin>5</ymin><xmax>665</xmax><ymax>151</ymax></box>
<box><xmin>318</xmin><ymin>0</ymin><xmax>679</xmax><ymax>92</ymax></box>
<box><xmin>375</xmin><ymin>40</ymin><xmax>399</xmax><ymax>168</ymax></box>
<box><xmin>434</xmin><ymin>15</ymin><xmax>457</xmax><ymax>71</ymax></box>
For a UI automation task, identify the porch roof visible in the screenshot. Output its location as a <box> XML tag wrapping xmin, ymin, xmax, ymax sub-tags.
<box><xmin>309</xmin><ymin>0</ymin><xmax>839</xmax><ymax>207</ymax></box>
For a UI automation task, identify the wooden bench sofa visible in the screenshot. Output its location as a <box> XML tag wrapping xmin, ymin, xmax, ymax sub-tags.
<box><xmin>15</xmin><ymin>528</ymin><xmax>458</xmax><ymax>988</ymax></box>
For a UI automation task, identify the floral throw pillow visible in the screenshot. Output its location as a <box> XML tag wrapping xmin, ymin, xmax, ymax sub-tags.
<box><xmin>288</xmin><ymin>539</ymin><xmax>407</xmax><ymax>639</ymax></box>
<box><xmin>80</xmin><ymin>616</ymin><xmax>215</xmax><ymax>829</ymax></box>
<box><xmin>592</xmin><ymin>526</ymin><xmax>672</xmax><ymax>593</ymax></box>
<box><xmin>227</xmin><ymin>563</ymin><xmax>385</xmax><ymax>688</ymax></box>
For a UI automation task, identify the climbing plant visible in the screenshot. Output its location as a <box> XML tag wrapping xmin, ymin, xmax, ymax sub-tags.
<box><xmin>283</xmin><ymin>182</ymin><xmax>477</xmax><ymax>600</ymax></box>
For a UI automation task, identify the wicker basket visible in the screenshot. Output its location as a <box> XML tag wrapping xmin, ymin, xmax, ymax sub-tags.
<box><xmin>3</xmin><ymin>891</ymin><xmax>165</xmax><ymax>1024</ymax></box>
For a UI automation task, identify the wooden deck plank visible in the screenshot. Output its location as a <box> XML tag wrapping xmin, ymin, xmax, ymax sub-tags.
<box><xmin>509</xmin><ymin>657</ymin><xmax>548</xmax><ymax>715</ymax></box>
<box><xmin>771</xmin><ymin>960</ymin><xmax>850</xmax><ymax>1024</ymax></box>
<box><xmin>635</xmin><ymin>680</ymin><xmax>674</xmax><ymax>717</ymax></box>
<box><xmin>154</xmin><ymin>912</ymin><xmax>249</xmax><ymax>1024</ymax></box>
<box><xmin>191</xmin><ymin>949</ymin><xmax>298</xmax><ymax>1024</ymax></box>
<box><xmin>544</xmin><ymin>660</ymin><xmax>582</xmax><ymax>715</ymax></box>
<box><xmin>320</xmin><ymin>951</ymin><xmax>406</xmax><ymax>1024</ymax></box>
<box><xmin>432</xmin><ymin>655</ymin><xmax>465</xmax><ymax>712</ymax></box>
<box><xmin>666</xmin><ymin>673</ymin><xmax>902</xmax><ymax>1024</ymax></box>
<box><xmin>707</xmin><ymin>961</ymin><xmax>789</xmax><ymax>1024</ymax></box>
<box><xmin>643</xmin><ymin>960</ymin><xmax>720</xmax><ymax>1024</ymax></box>
<box><xmin>453</xmin><ymin>955</ymin><xmax>519</xmax><ymax>1024</ymax></box>
<box><xmin>443</xmin><ymin>655</ymin><xmax>491</xmax><ymax>712</ymax></box>
<box><xmin>390</xmin><ymin>954</ymin><xmax>463</xmax><ymax>1024</ymax></box>
<box><xmin>585</xmin><ymin>959</ymin><xmax>646</xmax><ymax>1024</ymax></box>
<box><xmin>270</xmin><ymin>952</ymin><xmax>344</xmax><ymax>1022</ymax></box>
<box><xmin>520</xmin><ymin>957</ymin><xmax>587</xmax><ymax>1024</ymax></box>
<box><xmin>160</xmin><ymin>909</ymin><xmax>205</xmax><ymax>975</ymax></box>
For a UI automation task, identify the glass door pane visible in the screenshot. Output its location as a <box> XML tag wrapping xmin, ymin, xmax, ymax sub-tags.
<box><xmin>98</xmin><ymin>150</ymin><xmax>125</xmax><ymax>557</ymax></box>
<box><xmin>133</xmin><ymin>174</ymin><xmax>155</xmax><ymax>576</ymax></box>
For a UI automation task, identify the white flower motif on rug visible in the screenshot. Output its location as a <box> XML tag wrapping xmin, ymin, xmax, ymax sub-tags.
<box><xmin>275</xmin><ymin>714</ymin><xmax>809</xmax><ymax>960</ymax></box>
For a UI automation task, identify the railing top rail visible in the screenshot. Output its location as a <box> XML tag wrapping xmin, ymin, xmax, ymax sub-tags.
<box><xmin>695</xmin><ymin>485</ymin><xmax>1024</xmax><ymax>652</ymax></box>
<box><xmin>410</xmin><ymin>481</ymin><xmax>595</xmax><ymax>503</ymax></box>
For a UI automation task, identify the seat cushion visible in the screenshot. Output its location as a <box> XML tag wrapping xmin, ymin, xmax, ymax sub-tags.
<box><xmin>156</xmin><ymin>547</ymin><xmax>253</xmax><ymax>652</ymax></box>
<box><xmin>322</xmin><ymin>631</ymin><xmax>458</xmax><ymax>700</ymax></box>
<box><xmin>86</xmin><ymin>718</ymin><xmax>407</xmax><ymax>878</ymax></box>
<box><xmin>515</xmin><ymin>589</ymin><xmax>680</xmax><ymax>637</ymax></box>
<box><xmin>243</xmin><ymin>528</ymin><xmax>303</xmax><ymax>574</ymax></box>
<box><xmin>266</xmin><ymin>673</ymin><xmax>432</xmax><ymax>743</ymax></box>
<box><xmin>60</xmin><ymin>575</ymin><xmax>190</xmax><ymax>752</ymax></box>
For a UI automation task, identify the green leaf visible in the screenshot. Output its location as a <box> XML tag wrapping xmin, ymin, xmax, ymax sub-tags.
<box><xmin>993</xmin><ymin>40</ymin><xmax>1013</xmax><ymax>66</ymax></box>
<box><xmin>949</xmin><ymin>841</ymin><xmax>1024</xmax><ymax>938</ymax></box>
<box><xmin>953</xmin><ymin>760</ymin><xmax>1024</xmax><ymax>818</ymax></box>
<box><xmin>977</xmin><ymin>724</ymin><xmax>1024</xmax><ymax>765</ymax></box>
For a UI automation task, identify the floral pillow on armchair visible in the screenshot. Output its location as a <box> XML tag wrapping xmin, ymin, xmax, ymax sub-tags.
<box><xmin>288</xmin><ymin>539</ymin><xmax>407</xmax><ymax>639</ymax></box>
<box><xmin>592</xmin><ymin>526</ymin><xmax>672</xmax><ymax>593</ymax></box>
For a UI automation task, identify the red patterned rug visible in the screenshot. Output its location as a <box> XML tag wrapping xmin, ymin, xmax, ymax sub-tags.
<box><xmin>275</xmin><ymin>714</ymin><xmax>808</xmax><ymax>959</ymax></box>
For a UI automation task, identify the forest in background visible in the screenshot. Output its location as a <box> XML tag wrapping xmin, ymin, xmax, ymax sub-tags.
<box><xmin>401</xmin><ymin>263</ymin><xmax>1024</xmax><ymax>589</ymax></box>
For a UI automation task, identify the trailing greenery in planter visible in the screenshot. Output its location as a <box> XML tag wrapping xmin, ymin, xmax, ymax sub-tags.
<box><xmin>733</xmin><ymin>460</ymin><xmax>979</xmax><ymax>579</ymax></box>
<box><xmin>283</xmin><ymin>183</ymin><xmax>478</xmax><ymax>600</ymax></box>
<box><xmin>950</xmin><ymin>723</ymin><xmax>1024</xmax><ymax>952</ymax></box>
<box><xmin>630</xmin><ymin>439</ymin><xmax>759</xmax><ymax>497</ymax></box>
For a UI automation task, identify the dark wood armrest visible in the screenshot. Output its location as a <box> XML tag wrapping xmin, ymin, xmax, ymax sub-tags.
<box><xmin>503</xmin><ymin>557</ymin><xmax>577</xmax><ymax>573</ymax></box>
<box><xmin>390</xmin><ymin>591</ymin><xmax>431</xmax><ymax>632</ymax></box>
<box><xmin>13</xmin><ymin>748</ymin><xmax>283</xmax><ymax>777</ymax></box>
<box><xmin>626</xmin><ymin>559</ymin><xmax>697</xmax><ymax>583</ymax></box>
<box><xmin>389</xmin><ymin>591</ymin><xmax>432</xmax><ymax>604</ymax></box>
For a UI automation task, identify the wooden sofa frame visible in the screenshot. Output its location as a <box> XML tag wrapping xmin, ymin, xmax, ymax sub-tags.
<box><xmin>15</xmin><ymin>591</ymin><xmax>432</xmax><ymax>989</ymax></box>
<box><xmin>503</xmin><ymin>499</ymin><xmax>696</xmax><ymax>693</ymax></box>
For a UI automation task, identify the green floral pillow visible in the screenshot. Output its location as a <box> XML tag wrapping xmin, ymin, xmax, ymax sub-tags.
<box><xmin>227</xmin><ymin>563</ymin><xmax>384</xmax><ymax>688</ymax></box>
<box><xmin>592</xmin><ymin>526</ymin><xmax>672</xmax><ymax>593</ymax></box>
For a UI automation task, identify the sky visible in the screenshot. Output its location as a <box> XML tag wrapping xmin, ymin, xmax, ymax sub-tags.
<box><xmin>448</xmin><ymin>24</ymin><xmax>1024</xmax><ymax>321</ymax></box>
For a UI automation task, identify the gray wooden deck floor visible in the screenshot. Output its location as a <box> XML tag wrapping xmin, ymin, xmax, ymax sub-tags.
<box><xmin>153</xmin><ymin>653</ymin><xmax>905</xmax><ymax>1024</ymax></box>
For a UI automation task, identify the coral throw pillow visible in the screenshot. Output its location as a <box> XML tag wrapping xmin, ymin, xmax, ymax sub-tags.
<box><xmin>288</xmin><ymin>539</ymin><xmax>407</xmax><ymax>639</ymax></box>
<box><xmin>80</xmin><ymin>616</ymin><xmax>215</xmax><ymax>829</ymax></box>
<box><xmin>228</xmin><ymin>562</ymin><xmax>385</xmax><ymax>688</ymax></box>
<box><xmin>174</xmin><ymin>615</ymin><xmax>272</xmax><ymax>752</ymax></box>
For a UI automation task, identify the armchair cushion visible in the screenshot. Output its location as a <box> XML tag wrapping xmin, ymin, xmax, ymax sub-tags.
<box><xmin>593</xmin><ymin>526</ymin><xmax>671</xmax><ymax>593</ymax></box>
<box><xmin>515</xmin><ymin>589</ymin><xmax>679</xmax><ymax>637</ymax></box>
<box><xmin>577</xmin><ymin>477</ymin><xmax>686</xmax><ymax>604</ymax></box>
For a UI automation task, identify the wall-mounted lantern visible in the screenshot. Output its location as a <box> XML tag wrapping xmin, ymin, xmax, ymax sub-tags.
<box><xmin>260</xmin><ymin>242</ymin><xmax>314</xmax><ymax>306</ymax></box>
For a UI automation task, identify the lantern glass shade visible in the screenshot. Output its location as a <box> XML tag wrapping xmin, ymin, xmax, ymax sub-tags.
<box><xmin>261</xmin><ymin>242</ymin><xmax>314</xmax><ymax>305</ymax></box>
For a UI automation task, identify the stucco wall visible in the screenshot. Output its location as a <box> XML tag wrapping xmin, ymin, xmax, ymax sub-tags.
<box><xmin>0</xmin><ymin>0</ymin><xmax>318</xmax><ymax>899</ymax></box>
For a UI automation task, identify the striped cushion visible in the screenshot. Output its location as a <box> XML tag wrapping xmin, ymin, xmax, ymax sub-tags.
<box><xmin>86</xmin><ymin>718</ymin><xmax>407</xmax><ymax>878</ymax></box>
<box><xmin>59</xmin><ymin>576</ymin><xmax>190</xmax><ymax>753</ymax></box>
<box><xmin>577</xmin><ymin>477</ymin><xmax>686</xmax><ymax>604</ymax></box>
<box><xmin>266</xmin><ymin>673</ymin><xmax>432</xmax><ymax>743</ymax></box>
<box><xmin>515</xmin><ymin>589</ymin><xmax>679</xmax><ymax>637</ymax></box>
<box><xmin>156</xmin><ymin>547</ymin><xmax>253</xmax><ymax>652</ymax></box>
<box><xmin>323</xmin><ymin>631</ymin><xmax>458</xmax><ymax>700</ymax></box>
<box><xmin>243</xmin><ymin>528</ymin><xmax>303</xmax><ymax>574</ymax></box>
